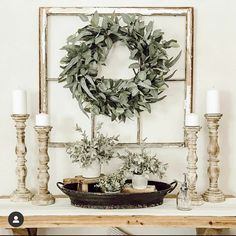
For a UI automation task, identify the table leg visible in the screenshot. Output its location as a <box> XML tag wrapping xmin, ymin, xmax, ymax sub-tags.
<box><xmin>12</xmin><ymin>228</ymin><xmax>37</xmax><ymax>236</ymax></box>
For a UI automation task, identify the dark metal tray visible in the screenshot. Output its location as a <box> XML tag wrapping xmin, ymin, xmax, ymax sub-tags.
<box><xmin>57</xmin><ymin>180</ymin><xmax>177</xmax><ymax>209</ymax></box>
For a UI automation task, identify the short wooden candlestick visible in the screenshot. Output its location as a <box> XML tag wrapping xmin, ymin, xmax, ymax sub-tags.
<box><xmin>203</xmin><ymin>114</ymin><xmax>225</xmax><ymax>203</ymax></box>
<box><xmin>32</xmin><ymin>126</ymin><xmax>55</xmax><ymax>206</ymax></box>
<box><xmin>185</xmin><ymin>126</ymin><xmax>203</xmax><ymax>206</ymax></box>
<box><xmin>11</xmin><ymin>114</ymin><xmax>33</xmax><ymax>202</ymax></box>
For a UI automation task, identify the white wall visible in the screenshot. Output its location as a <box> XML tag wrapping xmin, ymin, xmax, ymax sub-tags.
<box><xmin>1</xmin><ymin>0</ymin><xmax>236</xmax><ymax>235</ymax></box>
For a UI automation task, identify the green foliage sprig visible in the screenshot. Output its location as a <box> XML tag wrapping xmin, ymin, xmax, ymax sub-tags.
<box><xmin>59</xmin><ymin>11</ymin><xmax>181</xmax><ymax>122</ymax></box>
<box><xmin>66</xmin><ymin>123</ymin><xmax>119</xmax><ymax>168</ymax></box>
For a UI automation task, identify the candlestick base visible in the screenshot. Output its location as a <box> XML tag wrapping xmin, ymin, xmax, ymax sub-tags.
<box><xmin>10</xmin><ymin>189</ymin><xmax>33</xmax><ymax>202</ymax></box>
<box><xmin>203</xmin><ymin>189</ymin><xmax>225</xmax><ymax>203</ymax></box>
<box><xmin>189</xmin><ymin>191</ymin><xmax>204</xmax><ymax>206</ymax></box>
<box><xmin>32</xmin><ymin>193</ymin><xmax>55</xmax><ymax>206</ymax></box>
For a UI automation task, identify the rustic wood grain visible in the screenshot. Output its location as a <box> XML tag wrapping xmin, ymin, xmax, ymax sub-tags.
<box><xmin>32</xmin><ymin>126</ymin><xmax>55</xmax><ymax>206</ymax></box>
<box><xmin>185</xmin><ymin>126</ymin><xmax>204</xmax><ymax>206</ymax></box>
<box><xmin>11</xmin><ymin>114</ymin><xmax>33</xmax><ymax>202</ymax></box>
<box><xmin>203</xmin><ymin>114</ymin><xmax>225</xmax><ymax>203</ymax></box>
<box><xmin>1</xmin><ymin>216</ymin><xmax>236</xmax><ymax>228</ymax></box>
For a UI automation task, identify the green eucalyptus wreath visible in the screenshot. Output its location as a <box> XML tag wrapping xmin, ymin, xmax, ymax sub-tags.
<box><xmin>59</xmin><ymin>11</ymin><xmax>181</xmax><ymax>122</ymax></box>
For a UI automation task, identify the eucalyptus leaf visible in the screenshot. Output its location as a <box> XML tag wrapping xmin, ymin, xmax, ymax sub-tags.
<box><xmin>116</xmin><ymin>108</ymin><xmax>124</xmax><ymax>114</ymax></box>
<box><xmin>105</xmin><ymin>37</ymin><xmax>113</xmax><ymax>49</ymax></box>
<box><xmin>145</xmin><ymin>21</ymin><xmax>154</xmax><ymax>39</ymax></box>
<box><xmin>91</xmin><ymin>11</ymin><xmax>99</xmax><ymax>26</ymax></box>
<box><xmin>99</xmin><ymin>93</ymin><xmax>106</xmax><ymax>99</ymax></box>
<box><xmin>129</xmin><ymin>62</ymin><xmax>140</xmax><ymax>69</ymax></box>
<box><xmin>110</xmin><ymin>96</ymin><xmax>119</xmax><ymax>102</ymax></box>
<box><xmin>132</xmin><ymin>87</ymin><xmax>139</xmax><ymax>97</ymax></box>
<box><xmin>157</xmin><ymin>95</ymin><xmax>167</xmax><ymax>101</ymax></box>
<box><xmin>59</xmin><ymin>56</ymin><xmax>79</xmax><ymax>77</ymax></box>
<box><xmin>138</xmin><ymin>81</ymin><xmax>154</xmax><ymax>90</ymax></box>
<box><xmin>95</xmin><ymin>35</ymin><xmax>105</xmax><ymax>44</ymax></box>
<box><xmin>130</xmin><ymin>49</ymin><xmax>138</xmax><ymax>59</ymax></box>
<box><xmin>167</xmin><ymin>50</ymin><xmax>182</xmax><ymax>67</ymax></box>
<box><xmin>63</xmin><ymin>82</ymin><xmax>74</xmax><ymax>88</ymax></box>
<box><xmin>78</xmin><ymin>14</ymin><xmax>89</xmax><ymax>22</ymax></box>
<box><xmin>138</xmin><ymin>71</ymin><xmax>146</xmax><ymax>80</ymax></box>
<box><xmin>85</xmin><ymin>75</ymin><xmax>96</xmax><ymax>88</ymax></box>
<box><xmin>67</xmin><ymin>34</ymin><xmax>77</xmax><ymax>43</ymax></box>
<box><xmin>75</xmin><ymin>31</ymin><xmax>93</xmax><ymax>41</ymax></box>
<box><xmin>80</xmin><ymin>77</ymin><xmax>97</xmax><ymax>101</ymax></box>
<box><xmin>153</xmin><ymin>29</ymin><xmax>163</xmax><ymax>38</ymax></box>
<box><xmin>164</xmin><ymin>70</ymin><xmax>177</xmax><ymax>81</ymax></box>
<box><xmin>121</xmin><ymin>13</ymin><xmax>132</xmax><ymax>24</ymax></box>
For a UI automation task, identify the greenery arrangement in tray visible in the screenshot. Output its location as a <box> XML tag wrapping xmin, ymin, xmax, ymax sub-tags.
<box><xmin>59</xmin><ymin>11</ymin><xmax>181</xmax><ymax>122</ymax></box>
<box><xmin>66</xmin><ymin>123</ymin><xmax>119</xmax><ymax>168</ymax></box>
<box><xmin>96</xmin><ymin>169</ymin><xmax>126</xmax><ymax>193</ymax></box>
<box><xmin>118</xmin><ymin>144</ymin><xmax>168</xmax><ymax>189</ymax></box>
<box><xmin>119</xmin><ymin>146</ymin><xmax>168</xmax><ymax>178</ymax></box>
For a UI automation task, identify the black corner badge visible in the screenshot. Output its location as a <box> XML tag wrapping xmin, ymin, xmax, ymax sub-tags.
<box><xmin>8</xmin><ymin>211</ymin><xmax>24</xmax><ymax>227</ymax></box>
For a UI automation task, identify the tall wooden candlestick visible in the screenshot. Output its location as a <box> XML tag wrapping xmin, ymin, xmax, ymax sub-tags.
<box><xmin>185</xmin><ymin>126</ymin><xmax>203</xmax><ymax>206</ymax></box>
<box><xmin>32</xmin><ymin>126</ymin><xmax>55</xmax><ymax>205</ymax></box>
<box><xmin>203</xmin><ymin>114</ymin><xmax>225</xmax><ymax>202</ymax></box>
<box><xmin>11</xmin><ymin>114</ymin><xmax>33</xmax><ymax>202</ymax></box>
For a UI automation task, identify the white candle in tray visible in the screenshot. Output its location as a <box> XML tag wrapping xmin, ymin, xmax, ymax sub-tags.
<box><xmin>206</xmin><ymin>89</ymin><xmax>220</xmax><ymax>114</ymax></box>
<box><xmin>36</xmin><ymin>113</ymin><xmax>50</xmax><ymax>126</ymax></box>
<box><xmin>185</xmin><ymin>113</ymin><xmax>199</xmax><ymax>126</ymax></box>
<box><xmin>12</xmin><ymin>89</ymin><xmax>27</xmax><ymax>114</ymax></box>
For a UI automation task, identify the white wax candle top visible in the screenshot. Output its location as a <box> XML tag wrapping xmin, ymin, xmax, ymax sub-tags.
<box><xmin>185</xmin><ymin>113</ymin><xmax>199</xmax><ymax>126</ymax></box>
<box><xmin>36</xmin><ymin>113</ymin><xmax>50</xmax><ymax>126</ymax></box>
<box><xmin>206</xmin><ymin>89</ymin><xmax>220</xmax><ymax>114</ymax></box>
<box><xmin>12</xmin><ymin>89</ymin><xmax>27</xmax><ymax>114</ymax></box>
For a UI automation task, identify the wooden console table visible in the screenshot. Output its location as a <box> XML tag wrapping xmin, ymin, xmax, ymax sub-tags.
<box><xmin>0</xmin><ymin>197</ymin><xmax>236</xmax><ymax>235</ymax></box>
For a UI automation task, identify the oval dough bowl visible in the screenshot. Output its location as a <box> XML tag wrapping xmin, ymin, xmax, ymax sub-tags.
<box><xmin>57</xmin><ymin>180</ymin><xmax>177</xmax><ymax>209</ymax></box>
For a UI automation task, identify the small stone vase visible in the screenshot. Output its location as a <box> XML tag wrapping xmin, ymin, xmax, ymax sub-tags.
<box><xmin>132</xmin><ymin>174</ymin><xmax>148</xmax><ymax>189</ymax></box>
<box><xmin>82</xmin><ymin>159</ymin><xmax>101</xmax><ymax>178</ymax></box>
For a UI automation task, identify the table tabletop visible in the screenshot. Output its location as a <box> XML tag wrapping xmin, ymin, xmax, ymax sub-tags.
<box><xmin>1</xmin><ymin>197</ymin><xmax>236</xmax><ymax>228</ymax></box>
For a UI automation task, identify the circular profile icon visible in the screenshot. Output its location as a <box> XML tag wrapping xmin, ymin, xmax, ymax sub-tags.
<box><xmin>8</xmin><ymin>211</ymin><xmax>24</xmax><ymax>227</ymax></box>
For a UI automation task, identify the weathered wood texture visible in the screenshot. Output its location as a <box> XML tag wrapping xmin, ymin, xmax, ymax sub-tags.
<box><xmin>1</xmin><ymin>215</ymin><xmax>236</xmax><ymax>228</ymax></box>
<box><xmin>11</xmin><ymin>114</ymin><xmax>33</xmax><ymax>202</ymax></box>
<box><xmin>203</xmin><ymin>114</ymin><xmax>225</xmax><ymax>203</ymax></box>
<box><xmin>185</xmin><ymin>126</ymin><xmax>203</xmax><ymax>206</ymax></box>
<box><xmin>32</xmin><ymin>126</ymin><xmax>55</xmax><ymax>206</ymax></box>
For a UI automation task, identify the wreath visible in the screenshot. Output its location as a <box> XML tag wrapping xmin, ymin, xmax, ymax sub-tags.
<box><xmin>59</xmin><ymin>11</ymin><xmax>181</xmax><ymax>122</ymax></box>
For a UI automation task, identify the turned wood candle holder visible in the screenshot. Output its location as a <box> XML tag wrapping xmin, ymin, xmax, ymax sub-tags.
<box><xmin>11</xmin><ymin>114</ymin><xmax>33</xmax><ymax>202</ymax></box>
<box><xmin>32</xmin><ymin>126</ymin><xmax>55</xmax><ymax>206</ymax></box>
<box><xmin>185</xmin><ymin>126</ymin><xmax>204</xmax><ymax>206</ymax></box>
<box><xmin>203</xmin><ymin>114</ymin><xmax>225</xmax><ymax>202</ymax></box>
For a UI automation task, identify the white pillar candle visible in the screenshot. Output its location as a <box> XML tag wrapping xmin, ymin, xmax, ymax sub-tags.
<box><xmin>12</xmin><ymin>89</ymin><xmax>27</xmax><ymax>114</ymax></box>
<box><xmin>36</xmin><ymin>113</ymin><xmax>50</xmax><ymax>126</ymax></box>
<box><xmin>185</xmin><ymin>113</ymin><xmax>199</xmax><ymax>126</ymax></box>
<box><xmin>206</xmin><ymin>89</ymin><xmax>220</xmax><ymax>114</ymax></box>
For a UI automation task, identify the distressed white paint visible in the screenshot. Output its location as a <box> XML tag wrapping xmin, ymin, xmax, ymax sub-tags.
<box><xmin>1</xmin><ymin>198</ymin><xmax>236</xmax><ymax>216</ymax></box>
